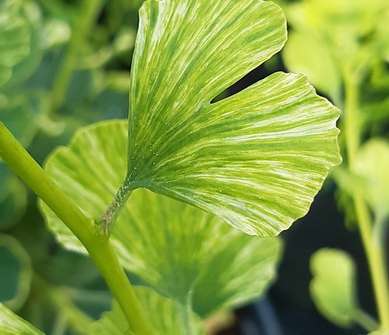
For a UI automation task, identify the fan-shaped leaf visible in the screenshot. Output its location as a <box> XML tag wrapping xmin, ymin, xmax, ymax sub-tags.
<box><xmin>90</xmin><ymin>287</ymin><xmax>204</xmax><ymax>335</ymax></box>
<box><xmin>0</xmin><ymin>235</ymin><xmax>32</xmax><ymax>310</ymax></box>
<box><xmin>0</xmin><ymin>304</ymin><xmax>43</xmax><ymax>335</ymax></box>
<box><xmin>310</xmin><ymin>248</ymin><xmax>358</xmax><ymax>327</ymax></box>
<box><xmin>123</xmin><ymin>0</ymin><xmax>341</xmax><ymax>236</ymax></box>
<box><xmin>40</xmin><ymin>120</ymin><xmax>282</xmax><ymax>317</ymax></box>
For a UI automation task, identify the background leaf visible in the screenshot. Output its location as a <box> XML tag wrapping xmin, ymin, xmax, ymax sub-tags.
<box><xmin>310</xmin><ymin>248</ymin><xmax>358</xmax><ymax>327</ymax></box>
<box><xmin>0</xmin><ymin>235</ymin><xmax>32</xmax><ymax>310</ymax></box>
<box><xmin>40</xmin><ymin>120</ymin><xmax>282</xmax><ymax>317</ymax></box>
<box><xmin>0</xmin><ymin>166</ymin><xmax>27</xmax><ymax>230</ymax></box>
<box><xmin>89</xmin><ymin>287</ymin><xmax>204</xmax><ymax>335</ymax></box>
<box><xmin>0</xmin><ymin>304</ymin><xmax>44</xmax><ymax>335</ymax></box>
<box><xmin>124</xmin><ymin>0</ymin><xmax>341</xmax><ymax>237</ymax></box>
<box><xmin>0</xmin><ymin>0</ymin><xmax>32</xmax><ymax>87</ymax></box>
<box><xmin>283</xmin><ymin>31</ymin><xmax>340</xmax><ymax>101</ymax></box>
<box><xmin>353</xmin><ymin>139</ymin><xmax>389</xmax><ymax>221</ymax></box>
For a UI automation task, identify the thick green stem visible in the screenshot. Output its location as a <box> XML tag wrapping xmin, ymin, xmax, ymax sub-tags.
<box><xmin>343</xmin><ymin>71</ymin><xmax>389</xmax><ymax>330</ymax></box>
<box><xmin>0</xmin><ymin>123</ymin><xmax>151</xmax><ymax>335</ymax></box>
<box><xmin>49</xmin><ymin>0</ymin><xmax>103</xmax><ymax>113</ymax></box>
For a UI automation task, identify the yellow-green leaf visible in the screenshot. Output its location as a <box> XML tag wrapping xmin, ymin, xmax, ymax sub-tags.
<box><xmin>353</xmin><ymin>139</ymin><xmax>389</xmax><ymax>221</ymax></box>
<box><xmin>124</xmin><ymin>0</ymin><xmax>341</xmax><ymax>236</ymax></box>
<box><xmin>40</xmin><ymin>120</ymin><xmax>282</xmax><ymax>317</ymax></box>
<box><xmin>310</xmin><ymin>248</ymin><xmax>358</xmax><ymax>327</ymax></box>
<box><xmin>283</xmin><ymin>32</ymin><xmax>340</xmax><ymax>101</ymax></box>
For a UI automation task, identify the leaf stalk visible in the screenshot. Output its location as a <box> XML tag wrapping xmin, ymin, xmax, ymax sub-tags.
<box><xmin>98</xmin><ymin>176</ymin><xmax>134</xmax><ymax>235</ymax></box>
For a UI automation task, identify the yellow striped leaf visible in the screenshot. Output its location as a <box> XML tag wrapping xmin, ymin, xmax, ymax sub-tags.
<box><xmin>123</xmin><ymin>0</ymin><xmax>341</xmax><ymax>236</ymax></box>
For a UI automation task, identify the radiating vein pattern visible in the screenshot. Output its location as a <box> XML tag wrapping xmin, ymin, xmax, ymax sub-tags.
<box><xmin>126</xmin><ymin>0</ymin><xmax>341</xmax><ymax>236</ymax></box>
<box><xmin>90</xmin><ymin>287</ymin><xmax>204</xmax><ymax>335</ymax></box>
<box><xmin>40</xmin><ymin>121</ymin><xmax>282</xmax><ymax>316</ymax></box>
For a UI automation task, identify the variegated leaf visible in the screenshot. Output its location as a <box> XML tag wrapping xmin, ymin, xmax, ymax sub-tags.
<box><xmin>40</xmin><ymin>120</ymin><xmax>282</xmax><ymax>317</ymax></box>
<box><xmin>123</xmin><ymin>0</ymin><xmax>341</xmax><ymax>236</ymax></box>
<box><xmin>89</xmin><ymin>287</ymin><xmax>204</xmax><ymax>335</ymax></box>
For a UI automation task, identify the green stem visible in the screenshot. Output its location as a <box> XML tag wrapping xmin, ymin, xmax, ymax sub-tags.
<box><xmin>49</xmin><ymin>0</ymin><xmax>103</xmax><ymax>113</ymax></box>
<box><xmin>353</xmin><ymin>309</ymin><xmax>379</xmax><ymax>332</ymax></box>
<box><xmin>98</xmin><ymin>178</ymin><xmax>134</xmax><ymax>235</ymax></box>
<box><xmin>0</xmin><ymin>123</ymin><xmax>151</xmax><ymax>335</ymax></box>
<box><xmin>181</xmin><ymin>291</ymin><xmax>194</xmax><ymax>335</ymax></box>
<box><xmin>343</xmin><ymin>70</ymin><xmax>389</xmax><ymax>330</ymax></box>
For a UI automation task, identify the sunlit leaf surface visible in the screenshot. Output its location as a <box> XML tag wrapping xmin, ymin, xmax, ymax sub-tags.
<box><xmin>41</xmin><ymin>120</ymin><xmax>282</xmax><ymax>316</ymax></box>
<box><xmin>123</xmin><ymin>0</ymin><xmax>341</xmax><ymax>236</ymax></box>
<box><xmin>0</xmin><ymin>235</ymin><xmax>32</xmax><ymax>310</ymax></box>
<box><xmin>0</xmin><ymin>0</ymin><xmax>31</xmax><ymax>87</ymax></box>
<box><xmin>0</xmin><ymin>304</ymin><xmax>43</xmax><ymax>335</ymax></box>
<box><xmin>310</xmin><ymin>248</ymin><xmax>358</xmax><ymax>327</ymax></box>
<box><xmin>354</xmin><ymin>139</ymin><xmax>389</xmax><ymax>221</ymax></box>
<box><xmin>90</xmin><ymin>287</ymin><xmax>204</xmax><ymax>335</ymax></box>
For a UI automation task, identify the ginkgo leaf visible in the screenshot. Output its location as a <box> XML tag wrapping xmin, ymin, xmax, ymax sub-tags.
<box><xmin>353</xmin><ymin>139</ymin><xmax>389</xmax><ymax>221</ymax></box>
<box><xmin>121</xmin><ymin>0</ymin><xmax>341</xmax><ymax>237</ymax></box>
<box><xmin>0</xmin><ymin>0</ymin><xmax>31</xmax><ymax>87</ymax></box>
<box><xmin>40</xmin><ymin>120</ymin><xmax>282</xmax><ymax>317</ymax></box>
<box><xmin>0</xmin><ymin>304</ymin><xmax>43</xmax><ymax>335</ymax></box>
<box><xmin>0</xmin><ymin>235</ymin><xmax>32</xmax><ymax>310</ymax></box>
<box><xmin>89</xmin><ymin>287</ymin><xmax>204</xmax><ymax>335</ymax></box>
<box><xmin>310</xmin><ymin>248</ymin><xmax>358</xmax><ymax>327</ymax></box>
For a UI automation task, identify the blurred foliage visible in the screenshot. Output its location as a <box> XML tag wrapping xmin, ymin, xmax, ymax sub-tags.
<box><xmin>282</xmin><ymin>0</ymin><xmax>389</xmax><ymax>332</ymax></box>
<box><xmin>310</xmin><ymin>249</ymin><xmax>358</xmax><ymax>328</ymax></box>
<box><xmin>310</xmin><ymin>249</ymin><xmax>379</xmax><ymax>332</ymax></box>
